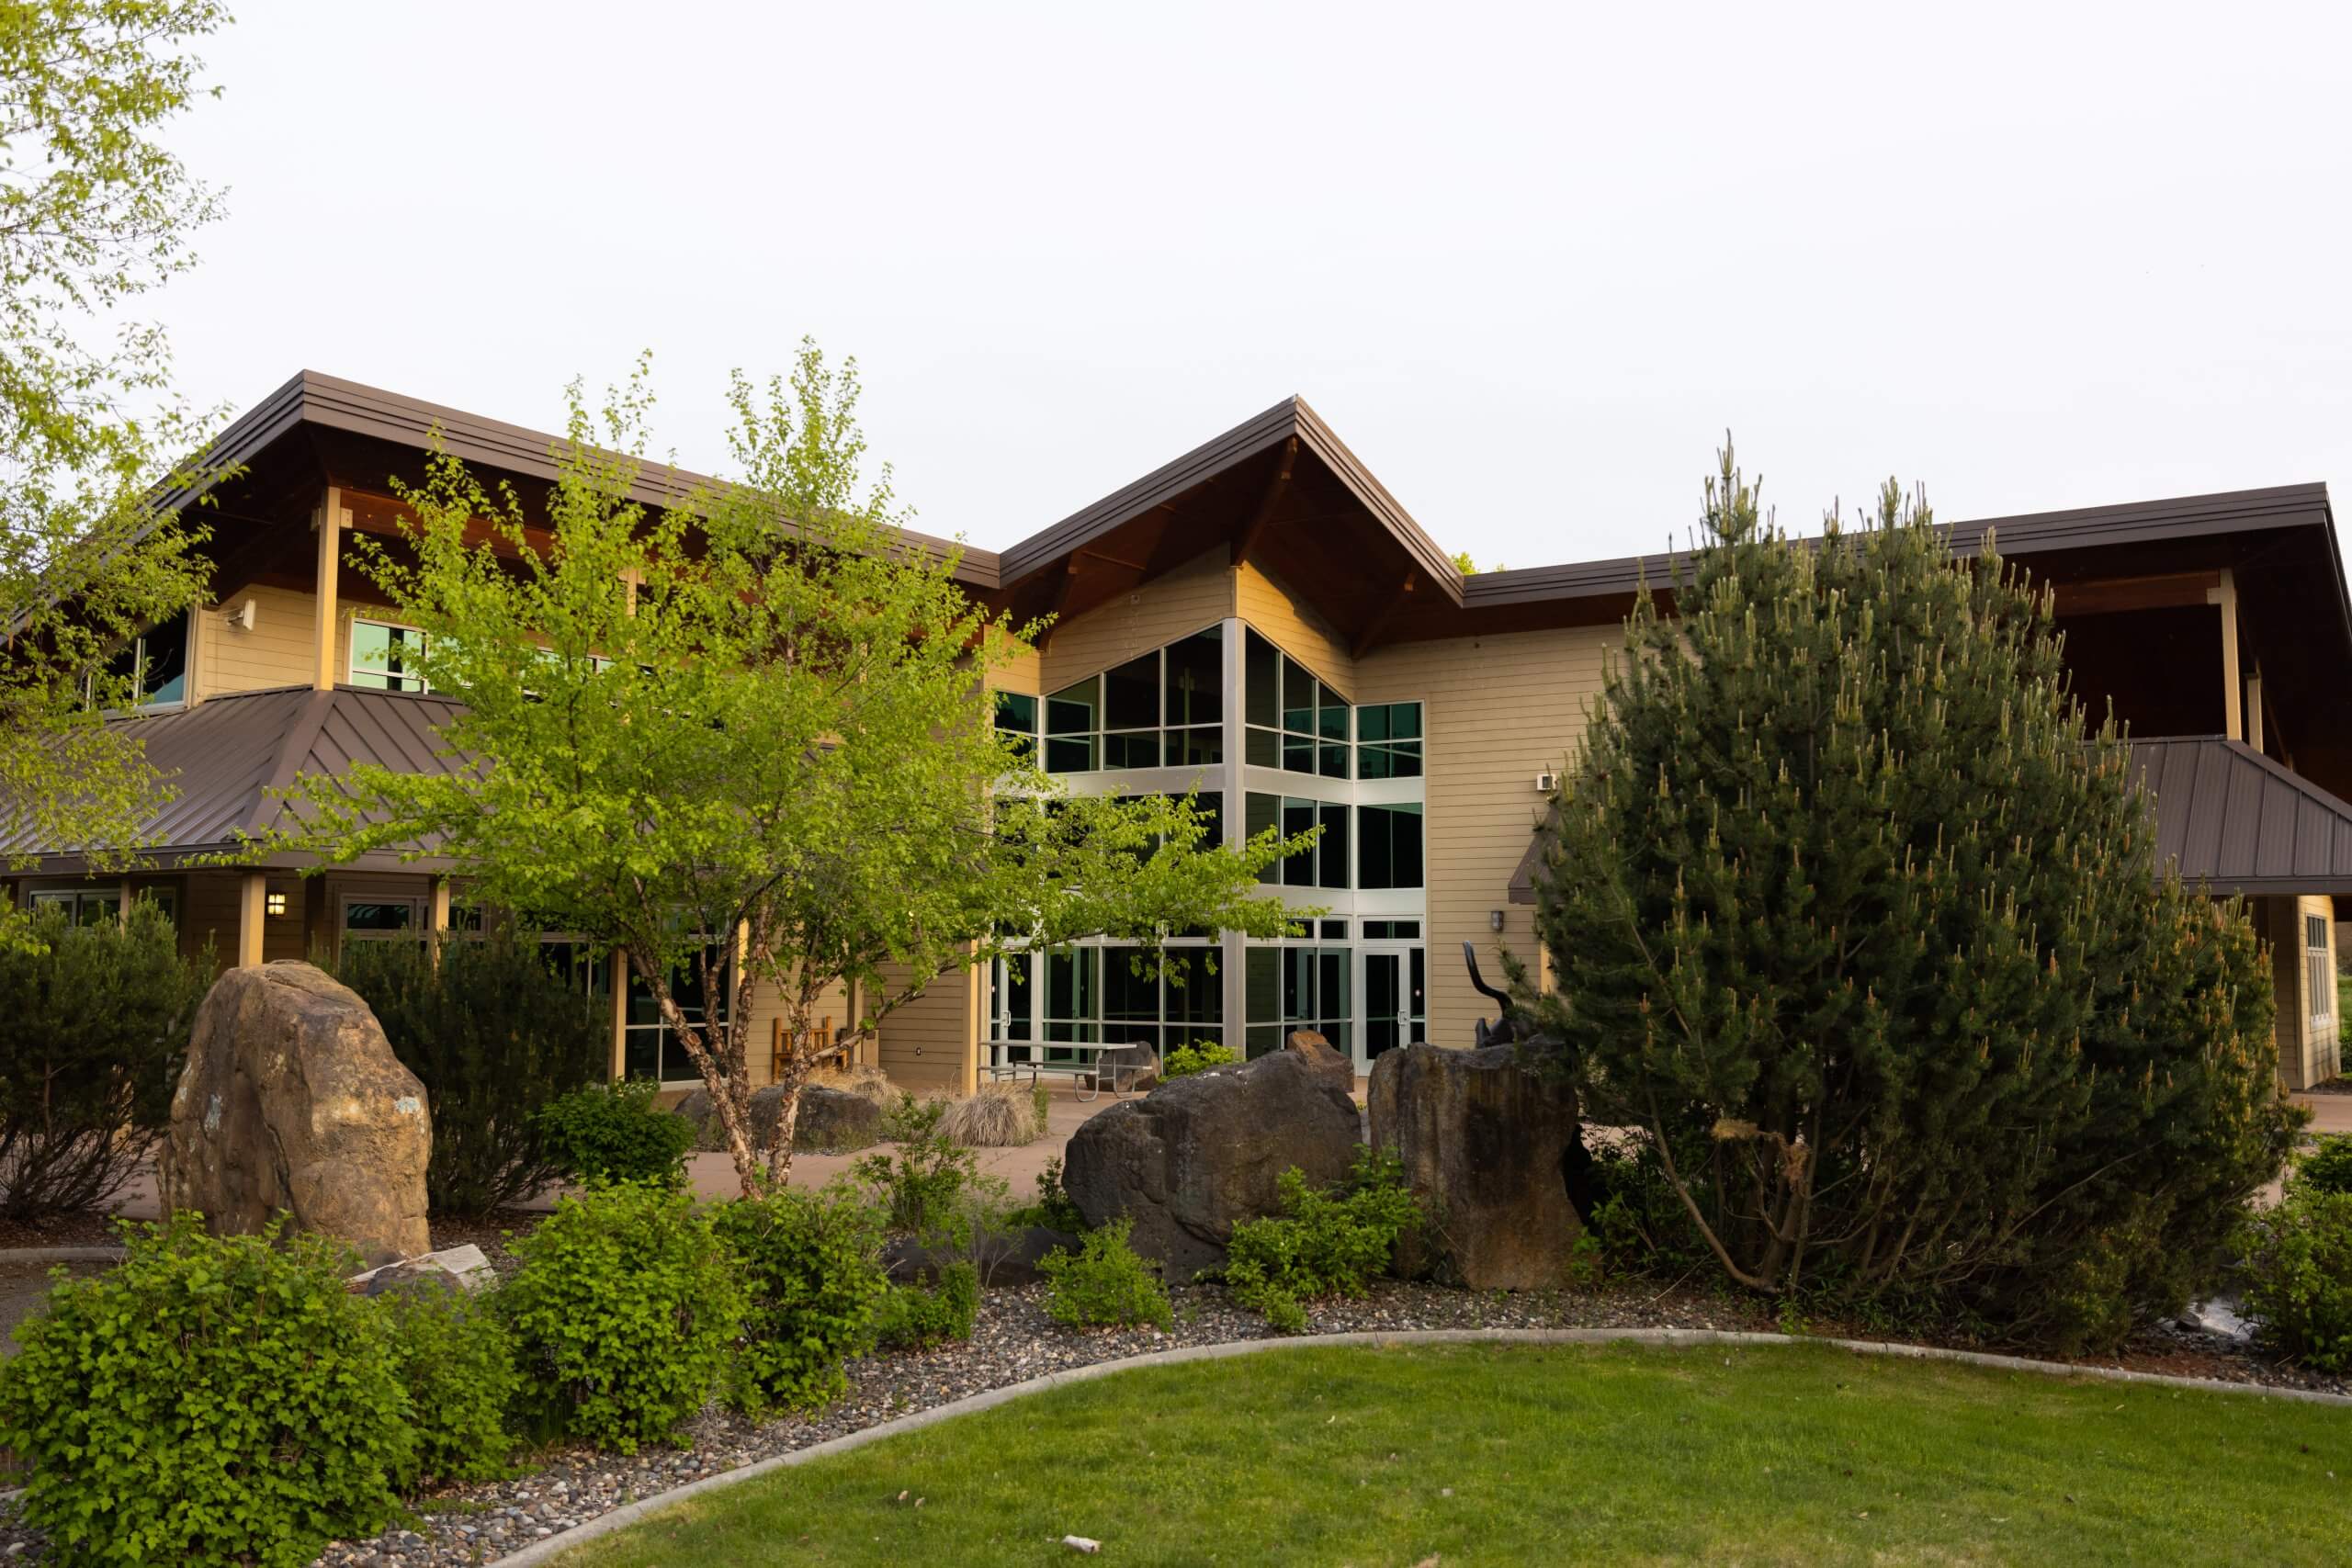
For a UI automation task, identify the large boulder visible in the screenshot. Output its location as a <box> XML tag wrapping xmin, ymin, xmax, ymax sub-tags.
<box><xmin>160</xmin><ymin>962</ymin><xmax>430</xmax><ymax>1268</ymax></box>
<box><xmin>1284</xmin><ymin>1030</ymin><xmax>1356</xmax><ymax>1097</ymax></box>
<box><xmin>675</xmin><ymin>1082</ymin><xmax>883</xmax><ymax>1154</ymax></box>
<box><xmin>1367</xmin><ymin>1043</ymin><xmax>1581</xmax><ymax>1291</ymax></box>
<box><xmin>1063</xmin><ymin>1048</ymin><xmax>1362</xmax><ymax>1277</ymax></box>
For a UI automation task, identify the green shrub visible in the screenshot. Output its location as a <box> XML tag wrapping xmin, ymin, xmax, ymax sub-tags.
<box><xmin>336</xmin><ymin>931</ymin><xmax>607</xmax><ymax>1214</ymax></box>
<box><xmin>1519</xmin><ymin>451</ymin><xmax>2300</xmax><ymax>1348</ymax></box>
<box><xmin>0</xmin><ymin>900</ymin><xmax>210</xmax><ymax>1219</ymax></box>
<box><xmin>1221</xmin><ymin>1149</ymin><xmax>1420</xmax><ymax>1331</ymax></box>
<box><xmin>2294</xmin><ymin>1134</ymin><xmax>2352</xmax><ymax>1197</ymax></box>
<box><xmin>536</xmin><ymin>1077</ymin><xmax>695</xmax><ymax>1189</ymax></box>
<box><xmin>710</xmin><ymin>1188</ymin><xmax>888</xmax><ymax>1416</ymax></box>
<box><xmin>1162</xmin><ymin>1040</ymin><xmax>1238</xmax><ymax>1077</ymax></box>
<box><xmin>853</xmin><ymin>1094</ymin><xmax>978</xmax><ymax>1235</ymax></box>
<box><xmin>498</xmin><ymin>1180</ymin><xmax>746</xmax><ymax>1451</ymax></box>
<box><xmin>1040</xmin><ymin>1219</ymin><xmax>1172</xmax><ymax>1330</ymax></box>
<box><xmin>873</xmin><ymin>1260</ymin><xmax>978</xmax><ymax>1351</ymax></box>
<box><xmin>0</xmin><ymin>1215</ymin><xmax>413</xmax><ymax>1568</ymax></box>
<box><xmin>1008</xmin><ymin>1155</ymin><xmax>1087</xmax><ymax>1235</ymax></box>
<box><xmin>379</xmin><ymin>1284</ymin><xmax>519</xmax><ymax>1487</ymax></box>
<box><xmin>2235</xmin><ymin>1186</ymin><xmax>2352</xmax><ymax>1371</ymax></box>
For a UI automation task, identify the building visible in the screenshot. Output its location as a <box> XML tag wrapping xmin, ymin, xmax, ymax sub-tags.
<box><xmin>7</xmin><ymin>372</ymin><xmax>2351</xmax><ymax>1090</ymax></box>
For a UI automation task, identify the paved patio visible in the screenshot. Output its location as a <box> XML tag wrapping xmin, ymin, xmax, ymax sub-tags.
<box><xmin>2292</xmin><ymin>1092</ymin><xmax>2352</xmax><ymax>1137</ymax></box>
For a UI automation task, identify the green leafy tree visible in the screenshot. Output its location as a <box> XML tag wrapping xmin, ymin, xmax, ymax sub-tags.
<box><xmin>1517</xmin><ymin>446</ymin><xmax>2299</xmax><ymax>1348</ymax></box>
<box><xmin>264</xmin><ymin>345</ymin><xmax>1303</xmax><ymax>1194</ymax></box>
<box><xmin>0</xmin><ymin>1</ymin><xmax>230</xmax><ymax>908</ymax></box>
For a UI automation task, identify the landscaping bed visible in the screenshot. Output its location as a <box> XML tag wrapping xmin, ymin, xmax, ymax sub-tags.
<box><xmin>0</xmin><ymin>1271</ymin><xmax>2334</xmax><ymax>1567</ymax></box>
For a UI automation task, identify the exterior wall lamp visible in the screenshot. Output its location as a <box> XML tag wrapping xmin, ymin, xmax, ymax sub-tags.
<box><xmin>265</xmin><ymin>891</ymin><xmax>288</xmax><ymax>918</ymax></box>
<box><xmin>1488</xmin><ymin>909</ymin><xmax>1505</xmax><ymax>933</ymax></box>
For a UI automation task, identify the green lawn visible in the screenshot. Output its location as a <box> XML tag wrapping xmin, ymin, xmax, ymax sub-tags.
<box><xmin>555</xmin><ymin>1342</ymin><xmax>2351</xmax><ymax>1567</ymax></box>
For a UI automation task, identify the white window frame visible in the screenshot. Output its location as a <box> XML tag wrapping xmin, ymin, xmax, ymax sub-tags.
<box><xmin>2307</xmin><ymin>913</ymin><xmax>2334</xmax><ymax>1028</ymax></box>
<box><xmin>348</xmin><ymin>617</ymin><xmax>430</xmax><ymax>693</ymax></box>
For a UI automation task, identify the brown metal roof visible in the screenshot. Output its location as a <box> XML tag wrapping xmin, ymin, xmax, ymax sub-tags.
<box><xmin>2126</xmin><ymin>736</ymin><xmax>2352</xmax><ymax>894</ymax></box>
<box><xmin>0</xmin><ymin>684</ymin><xmax>469</xmax><ymax>873</ymax></box>
<box><xmin>1506</xmin><ymin>734</ymin><xmax>2352</xmax><ymax>904</ymax></box>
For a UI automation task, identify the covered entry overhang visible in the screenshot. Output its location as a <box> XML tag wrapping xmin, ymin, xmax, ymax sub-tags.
<box><xmin>1506</xmin><ymin>735</ymin><xmax>2352</xmax><ymax>906</ymax></box>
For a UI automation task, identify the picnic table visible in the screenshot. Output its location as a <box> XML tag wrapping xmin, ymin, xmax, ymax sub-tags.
<box><xmin>982</xmin><ymin>1038</ymin><xmax>1154</xmax><ymax>1101</ymax></box>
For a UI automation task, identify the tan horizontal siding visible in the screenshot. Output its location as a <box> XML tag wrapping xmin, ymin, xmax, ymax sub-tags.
<box><xmin>196</xmin><ymin>585</ymin><xmax>321</xmax><ymax>697</ymax></box>
<box><xmin>1039</xmin><ymin>548</ymin><xmax>1233</xmax><ymax>692</ymax></box>
<box><xmin>1236</xmin><ymin>560</ymin><xmax>1355</xmax><ymax>695</ymax></box>
<box><xmin>1354</xmin><ymin>626</ymin><xmax>1617</xmax><ymax>1050</ymax></box>
<box><xmin>873</xmin><ymin>958</ymin><xmax>978</xmax><ymax>1096</ymax></box>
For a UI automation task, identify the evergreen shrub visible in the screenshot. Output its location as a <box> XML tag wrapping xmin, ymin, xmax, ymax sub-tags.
<box><xmin>2295</xmin><ymin>1134</ymin><xmax>2352</xmax><ymax>1196</ymax></box>
<box><xmin>1519</xmin><ymin>449</ymin><xmax>2300</xmax><ymax>1348</ymax></box>
<box><xmin>498</xmin><ymin>1180</ymin><xmax>745</xmax><ymax>1451</ymax></box>
<box><xmin>335</xmin><ymin>932</ymin><xmax>607</xmax><ymax>1213</ymax></box>
<box><xmin>0</xmin><ymin>901</ymin><xmax>209</xmax><ymax>1219</ymax></box>
<box><xmin>0</xmin><ymin>1216</ymin><xmax>412</xmax><ymax>1568</ymax></box>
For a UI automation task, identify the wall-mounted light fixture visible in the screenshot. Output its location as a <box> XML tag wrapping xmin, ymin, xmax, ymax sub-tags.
<box><xmin>1488</xmin><ymin>909</ymin><xmax>1505</xmax><ymax>933</ymax></box>
<box><xmin>265</xmin><ymin>891</ymin><xmax>288</xmax><ymax>918</ymax></box>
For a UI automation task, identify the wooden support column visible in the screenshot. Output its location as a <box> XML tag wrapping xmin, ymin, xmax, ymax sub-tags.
<box><xmin>427</xmin><ymin>876</ymin><xmax>451</xmax><ymax>970</ymax></box>
<box><xmin>312</xmin><ymin>487</ymin><xmax>348</xmax><ymax>691</ymax></box>
<box><xmin>608</xmin><ymin>949</ymin><xmax>630</xmax><ymax>1080</ymax></box>
<box><xmin>236</xmin><ymin>871</ymin><xmax>267</xmax><ymax>968</ymax></box>
<box><xmin>2209</xmin><ymin>570</ymin><xmax>2242</xmax><ymax>742</ymax></box>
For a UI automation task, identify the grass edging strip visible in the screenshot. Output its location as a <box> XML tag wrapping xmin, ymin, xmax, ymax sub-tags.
<box><xmin>496</xmin><ymin>1325</ymin><xmax>2352</xmax><ymax>1568</ymax></box>
<box><xmin>0</xmin><ymin>1247</ymin><xmax>126</xmax><ymax>1265</ymax></box>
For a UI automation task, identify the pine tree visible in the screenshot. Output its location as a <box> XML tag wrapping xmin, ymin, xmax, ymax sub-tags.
<box><xmin>1521</xmin><ymin>446</ymin><xmax>2299</xmax><ymax>1348</ymax></box>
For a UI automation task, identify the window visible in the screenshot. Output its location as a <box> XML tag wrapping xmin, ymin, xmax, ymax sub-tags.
<box><xmin>1244</xmin><ymin>943</ymin><xmax>1351</xmax><ymax>1055</ymax></box>
<box><xmin>341</xmin><ymin>896</ymin><xmax>424</xmax><ymax>939</ymax></box>
<box><xmin>1043</xmin><ymin>947</ymin><xmax>1101</xmax><ymax>1050</ymax></box>
<box><xmin>1358</xmin><ymin>802</ymin><xmax>1425</xmax><ymax>889</ymax></box>
<box><xmin>350</xmin><ymin>619</ymin><xmax>428</xmax><ymax>693</ymax></box>
<box><xmin>1357</xmin><ymin>703</ymin><xmax>1423</xmax><ymax>779</ymax></box>
<box><xmin>1242</xmin><ymin>628</ymin><xmax>1351</xmax><ymax>777</ymax></box>
<box><xmin>996</xmin><ymin>944</ymin><xmax>1221</xmax><ymax>1061</ymax></box>
<box><xmin>2309</xmin><ymin>913</ymin><xmax>2334</xmax><ymax>1027</ymax></box>
<box><xmin>1363</xmin><ymin>919</ymin><xmax>1420</xmax><ymax>940</ymax></box>
<box><xmin>1039</xmin><ymin>627</ymin><xmax>1224</xmax><ymax>776</ymax></box>
<box><xmin>989</xmin><ymin>952</ymin><xmax>1035</xmax><ymax>1060</ymax></box>
<box><xmin>625</xmin><ymin>943</ymin><xmax>730</xmax><ymax>1083</ymax></box>
<box><xmin>91</xmin><ymin>610</ymin><xmax>189</xmax><ymax>709</ymax></box>
<box><xmin>994</xmin><ymin>691</ymin><xmax>1039</xmax><ymax>763</ymax></box>
<box><xmin>28</xmin><ymin>887</ymin><xmax>121</xmax><ymax>927</ymax></box>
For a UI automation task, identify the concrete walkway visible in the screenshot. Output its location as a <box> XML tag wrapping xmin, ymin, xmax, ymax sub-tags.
<box><xmin>2291</xmin><ymin>1092</ymin><xmax>2352</xmax><ymax>1137</ymax></box>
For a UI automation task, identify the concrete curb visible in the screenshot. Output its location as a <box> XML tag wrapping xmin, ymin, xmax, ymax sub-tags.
<box><xmin>493</xmin><ymin>1325</ymin><xmax>2352</xmax><ymax>1568</ymax></box>
<box><xmin>0</xmin><ymin>1247</ymin><xmax>127</xmax><ymax>1265</ymax></box>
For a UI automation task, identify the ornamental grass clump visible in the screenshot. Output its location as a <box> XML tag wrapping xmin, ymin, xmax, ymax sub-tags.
<box><xmin>711</xmin><ymin>1186</ymin><xmax>889</xmax><ymax>1416</ymax></box>
<box><xmin>1518</xmin><ymin>446</ymin><xmax>2300</xmax><ymax>1350</ymax></box>
<box><xmin>938</xmin><ymin>1079</ymin><xmax>1044</xmax><ymax>1146</ymax></box>
<box><xmin>0</xmin><ymin>1215</ymin><xmax>413</xmax><ymax>1568</ymax></box>
<box><xmin>498</xmin><ymin>1179</ymin><xmax>746</xmax><ymax>1451</ymax></box>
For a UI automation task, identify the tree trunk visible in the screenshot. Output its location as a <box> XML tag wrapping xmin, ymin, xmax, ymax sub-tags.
<box><xmin>639</xmin><ymin>954</ymin><xmax>762</xmax><ymax>1198</ymax></box>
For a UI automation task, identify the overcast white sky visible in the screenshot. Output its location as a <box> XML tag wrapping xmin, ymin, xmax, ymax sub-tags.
<box><xmin>154</xmin><ymin>1</ymin><xmax>2352</xmax><ymax>570</ymax></box>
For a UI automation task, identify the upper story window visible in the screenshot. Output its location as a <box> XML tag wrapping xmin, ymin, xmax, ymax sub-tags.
<box><xmin>1242</xmin><ymin>627</ymin><xmax>1349</xmax><ymax>777</ymax></box>
<box><xmin>1356</xmin><ymin>703</ymin><xmax>1423</xmax><ymax>779</ymax></box>
<box><xmin>1039</xmin><ymin>626</ymin><xmax>1223</xmax><ymax>775</ymax></box>
<box><xmin>994</xmin><ymin>691</ymin><xmax>1039</xmax><ymax>762</ymax></box>
<box><xmin>350</xmin><ymin>619</ymin><xmax>428</xmax><ymax>693</ymax></box>
<box><xmin>90</xmin><ymin>609</ymin><xmax>189</xmax><ymax>710</ymax></box>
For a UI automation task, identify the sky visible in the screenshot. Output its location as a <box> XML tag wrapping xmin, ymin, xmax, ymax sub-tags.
<box><xmin>152</xmin><ymin>1</ymin><xmax>2352</xmax><ymax>572</ymax></box>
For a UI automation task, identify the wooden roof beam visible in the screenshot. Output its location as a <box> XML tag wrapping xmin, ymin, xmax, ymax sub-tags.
<box><xmin>1351</xmin><ymin>573</ymin><xmax>1419</xmax><ymax>659</ymax></box>
<box><xmin>1229</xmin><ymin>436</ymin><xmax>1298</xmax><ymax>567</ymax></box>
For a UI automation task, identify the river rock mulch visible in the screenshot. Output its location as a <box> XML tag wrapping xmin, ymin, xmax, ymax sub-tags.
<box><xmin>0</xmin><ymin>1273</ymin><xmax>2341</xmax><ymax>1567</ymax></box>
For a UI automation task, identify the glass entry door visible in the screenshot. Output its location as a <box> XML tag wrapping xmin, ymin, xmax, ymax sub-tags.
<box><xmin>1360</xmin><ymin>945</ymin><xmax>1426</xmax><ymax>1065</ymax></box>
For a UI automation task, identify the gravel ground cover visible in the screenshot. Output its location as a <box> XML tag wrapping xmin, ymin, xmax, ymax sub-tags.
<box><xmin>1</xmin><ymin>1263</ymin><xmax>2338</xmax><ymax>1568</ymax></box>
